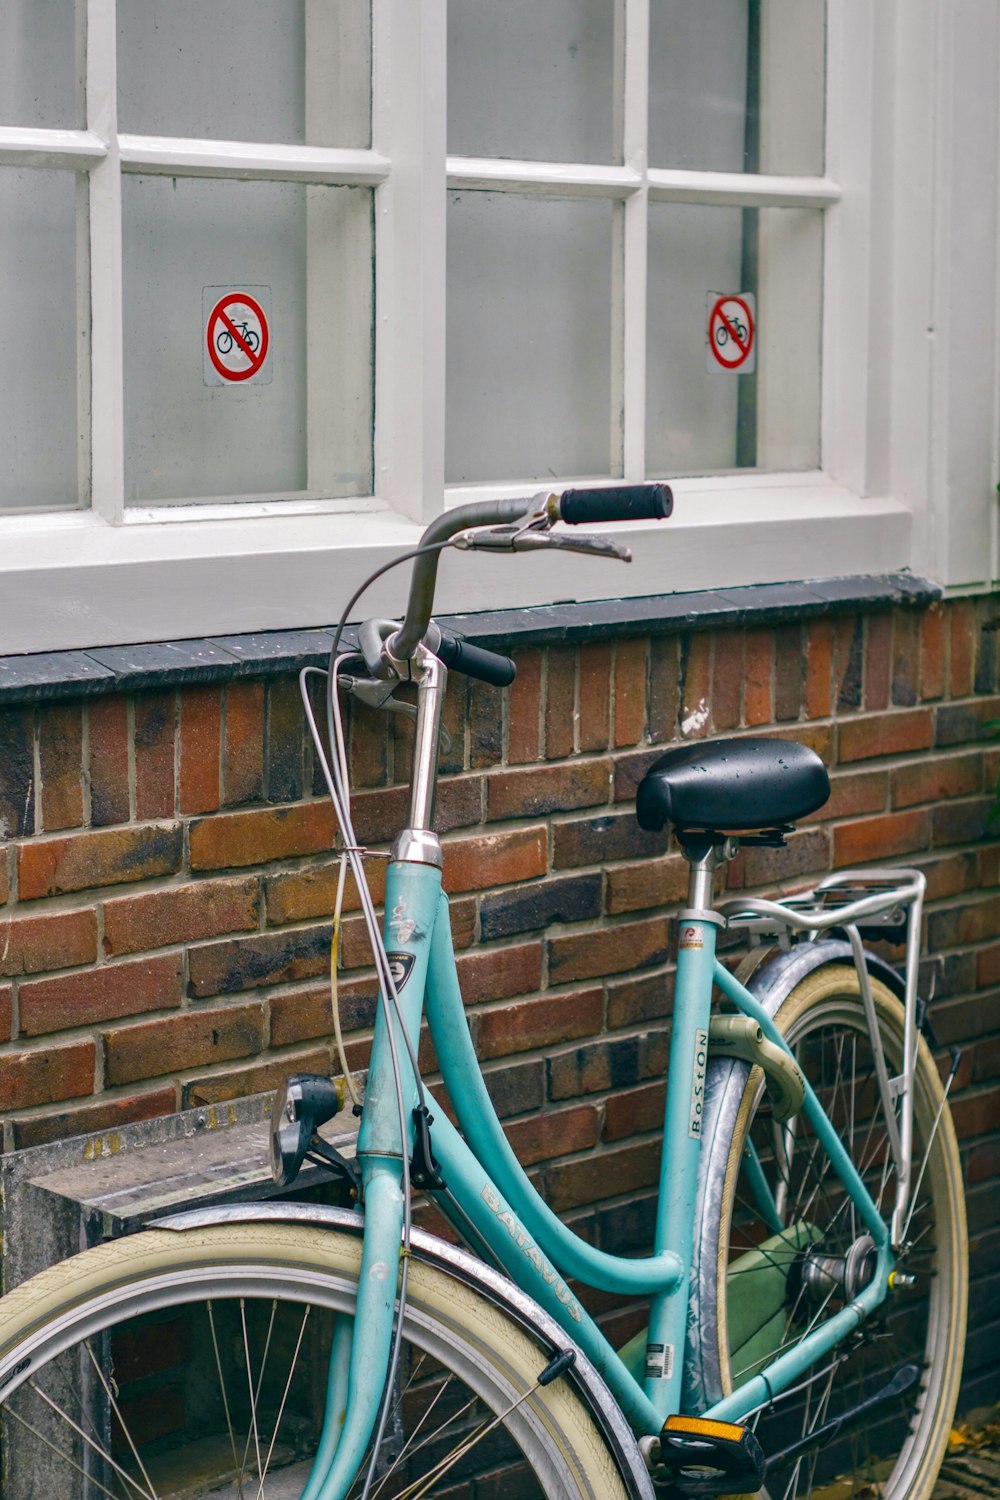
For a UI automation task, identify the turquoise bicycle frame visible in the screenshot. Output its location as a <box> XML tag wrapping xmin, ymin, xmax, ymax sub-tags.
<box><xmin>301</xmin><ymin>854</ymin><xmax>895</xmax><ymax>1499</ymax></box>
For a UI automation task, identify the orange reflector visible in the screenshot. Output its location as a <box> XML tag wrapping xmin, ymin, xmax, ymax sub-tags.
<box><xmin>663</xmin><ymin>1414</ymin><xmax>746</xmax><ymax>1443</ymax></box>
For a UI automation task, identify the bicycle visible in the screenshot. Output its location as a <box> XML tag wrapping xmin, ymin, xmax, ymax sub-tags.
<box><xmin>217</xmin><ymin>321</ymin><xmax>260</xmax><ymax>356</ymax></box>
<box><xmin>0</xmin><ymin>484</ymin><xmax>967</xmax><ymax>1499</ymax></box>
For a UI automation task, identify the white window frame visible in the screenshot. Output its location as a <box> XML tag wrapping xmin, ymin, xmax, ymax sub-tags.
<box><xmin>0</xmin><ymin>0</ymin><xmax>996</xmax><ymax>656</ymax></box>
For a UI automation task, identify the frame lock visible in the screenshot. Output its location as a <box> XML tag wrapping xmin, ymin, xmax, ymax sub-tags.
<box><xmin>708</xmin><ymin>1016</ymin><xmax>806</xmax><ymax>1123</ymax></box>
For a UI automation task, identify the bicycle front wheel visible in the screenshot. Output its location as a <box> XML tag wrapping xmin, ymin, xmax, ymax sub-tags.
<box><xmin>0</xmin><ymin>1219</ymin><xmax>642</xmax><ymax>1499</ymax></box>
<box><xmin>686</xmin><ymin>964</ymin><xmax>967</xmax><ymax>1499</ymax></box>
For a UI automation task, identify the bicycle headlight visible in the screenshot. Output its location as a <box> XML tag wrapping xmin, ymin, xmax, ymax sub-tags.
<box><xmin>269</xmin><ymin>1074</ymin><xmax>341</xmax><ymax>1187</ymax></box>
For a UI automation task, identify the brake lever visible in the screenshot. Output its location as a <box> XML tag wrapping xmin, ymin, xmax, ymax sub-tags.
<box><xmin>452</xmin><ymin>525</ymin><xmax>631</xmax><ymax>562</ymax></box>
<box><xmin>340</xmin><ymin>675</ymin><xmax>452</xmax><ymax>755</ymax></box>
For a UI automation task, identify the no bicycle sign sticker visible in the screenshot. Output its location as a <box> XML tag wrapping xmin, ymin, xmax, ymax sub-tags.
<box><xmin>203</xmin><ymin>285</ymin><xmax>272</xmax><ymax>386</ymax></box>
<box><xmin>706</xmin><ymin>291</ymin><xmax>755</xmax><ymax>373</ymax></box>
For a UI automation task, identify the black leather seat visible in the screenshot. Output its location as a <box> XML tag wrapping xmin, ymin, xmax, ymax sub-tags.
<box><xmin>635</xmin><ymin>737</ymin><xmax>830</xmax><ymax>834</ymax></box>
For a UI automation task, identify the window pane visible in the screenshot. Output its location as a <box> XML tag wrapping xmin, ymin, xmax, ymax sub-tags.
<box><xmin>649</xmin><ymin>0</ymin><xmax>825</xmax><ymax>175</ymax></box>
<box><xmin>448</xmin><ymin>0</ymin><xmax>616</xmax><ymax>165</ymax></box>
<box><xmin>0</xmin><ymin>170</ymin><xmax>84</xmax><ymax>512</ymax></box>
<box><xmin>123</xmin><ymin>176</ymin><xmax>373</xmax><ymax>505</ymax></box>
<box><xmin>118</xmin><ymin>0</ymin><xmax>371</xmax><ymax>148</ymax></box>
<box><xmin>0</xmin><ymin>0</ymin><xmax>80</xmax><ymax>129</ymax></box>
<box><xmin>646</xmin><ymin>204</ymin><xmax>822</xmax><ymax>475</ymax></box>
<box><xmin>447</xmin><ymin>193</ymin><xmax>613</xmax><ymax>485</ymax></box>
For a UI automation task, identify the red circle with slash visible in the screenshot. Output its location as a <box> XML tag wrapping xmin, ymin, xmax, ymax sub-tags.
<box><xmin>206</xmin><ymin>292</ymin><xmax>269</xmax><ymax>382</ymax></box>
<box><xmin>708</xmin><ymin>294</ymin><xmax>754</xmax><ymax>370</ymax></box>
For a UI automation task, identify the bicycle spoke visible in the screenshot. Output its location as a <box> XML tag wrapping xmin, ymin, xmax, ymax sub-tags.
<box><xmin>209</xmin><ymin>1299</ymin><xmax>248</xmax><ymax>1500</ymax></box>
<box><xmin>25</xmin><ymin>1379</ymin><xmax>159</xmax><ymax>1500</ymax></box>
<box><xmin>240</xmin><ymin>1300</ymin><xmax>265</xmax><ymax>1487</ymax></box>
<box><xmin>255</xmin><ymin>1305</ymin><xmax>310</xmax><ymax>1499</ymax></box>
<box><xmin>3</xmin><ymin>1402</ymin><xmax>148</xmax><ymax>1500</ymax></box>
<box><xmin>84</xmin><ymin>1338</ymin><xmax>160</xmax><ymax>1500</ymax></box>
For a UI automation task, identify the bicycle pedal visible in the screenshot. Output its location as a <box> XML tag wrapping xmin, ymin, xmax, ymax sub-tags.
<box><xmin>651</xmin><ymin>1415</ymin><xmax>765</xmax><ymax>1497</ymax></box>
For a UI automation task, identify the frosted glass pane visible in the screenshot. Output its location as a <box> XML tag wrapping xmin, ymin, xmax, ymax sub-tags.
<box><xmin>646</xmin><ymin>204</ymin><xmax>821</xmax><ymax>476</ymax></box>
<box><xmin>0</xmin><ymin>170</ymin><xmax>82</xmax><ymax>511</ymax></box>
<box><xmin>447</xmin><ymin>193</ymin><xmax>613</xmax><ymax>485</ymax></box>
<box><xmin>123</xmin><ymin>177</ymin><xmax>373</xmax><ymax>505</ymax></box>
<box><xmin>0</xmin><ymin>0</ymin><xmax>80</xmax><ymax>128</ymax></box>
<box><xmin>118</xmin><ymin>0</ymin><xmax>370</xmax><ymax>147</ymax></box>
<box><xmin>649</xmin><ymin>0</ymin><xmax>824</xmax><ymax>175</ymax></box>
<box><xmin>448</xmin><ymin>0</ymin><xmax>616</xmax><ymax>164</ymax></box>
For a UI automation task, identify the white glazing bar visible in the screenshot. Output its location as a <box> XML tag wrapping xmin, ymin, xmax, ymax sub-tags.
<box><xmin>647</xmin><ymin>169</ymin><xmax>840</xmax><ymax>208</ymax></box>
<box><xmin>119</xmin><ymin>136</ymin><xmax>390</xmax><ymax>186</ymax></box>
<box><xmin>446</xmin><ymin>156</ymin><xmax>641</xmax><ymax>199</ymax></box>
<box><xmin>621</xmin><ymin>0</ymin><xmax>649</xmax><ymax>482</ymax></box>
<box><xmin>373</xmin><ymin>0</ymin><xmax>447</xmax><ymax>524</ymax></box>
<box><xmin>0</xmin><ymin>127</ymin><xmax>108</xmax><ymax>169</ymax></box>
<box><xmin>87</xmin><ymin>0</ymin><xmax>126</xmax><ymax>525</ymax></box>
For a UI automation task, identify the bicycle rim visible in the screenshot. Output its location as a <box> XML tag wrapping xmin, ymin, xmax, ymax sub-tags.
<box><xmin>685</xmin><ymin>966</ymin><xmax>966</xmax><ymax>1500</ymax></box>
<box><xmin>0</xmin><ymin>1223</ymin><xmax>636</xmax><ymax>1500</ymax></box>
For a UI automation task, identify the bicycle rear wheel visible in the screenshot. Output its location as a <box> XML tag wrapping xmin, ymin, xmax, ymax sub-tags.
<box><xmin>685</xmin><ymin>964</ymin><xmax>967</xmax><ymax>1499</ymax></box>
<box><xmin>0</xmin><ymin>1219</ymin><xmax>645</xmax><ymax>1499</ymax></box>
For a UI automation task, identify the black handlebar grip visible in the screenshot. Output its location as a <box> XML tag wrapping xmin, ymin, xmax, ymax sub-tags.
<box><xmin>436</xmin><ymin>632</ymin><xmax>517</xmax><ymax>687</ymax></box>
<box><xmin>558</xmin><ymin>482</ymin><xmax>673</xmax><ymax>525</ymax></box>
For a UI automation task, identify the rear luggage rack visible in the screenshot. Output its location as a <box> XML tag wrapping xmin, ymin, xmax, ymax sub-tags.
<box><xmin>718</xmin><ymin>869</ymin><xmax>926</xmax><ymax>1250</ymax></box>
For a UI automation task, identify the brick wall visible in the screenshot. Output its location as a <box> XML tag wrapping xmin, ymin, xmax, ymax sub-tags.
<box><xmin>0</xmin><ymin>595</ymin><xmax>997</xmax><ymax>1406</ymax></box>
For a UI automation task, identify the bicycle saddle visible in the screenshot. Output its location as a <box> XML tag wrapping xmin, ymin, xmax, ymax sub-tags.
<box><xmin>635</xmin><ymin>737</ymin><xmax>830</xmax><ymax>834</ymax></box>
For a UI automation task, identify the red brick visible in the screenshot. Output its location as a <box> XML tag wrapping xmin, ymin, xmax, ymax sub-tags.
<box><xmin>614</xmin><ymin>639</ymin><xmax>647</xmax><ymax>748</ymax></box>
<box><xmin>864</xmin><ymin>614</ymin><xmax>892</xmax><ymax>712</ymax></box>
<box><xmin>545</xmin><ymin>646</ymin><xmax>576</xmax><ymax>760</ymax></box>
<box><xmin>269</xmin><ymin>976</ymin><xmax>375</xmax><ymax>1048</ymax></box>
<box><xmin>916</xmin><ymin>850</ymin><xmax>980</xmax><ymax>902</ymax></box>
<box><xmin>553</xmin><ymin>811</ymin><xmax>668</xmax><ymax>869</ymax></box>
<box><xmin>578</xmin><ymin>642</ymin><xmax>612</xmax><ymax>752</ymax></box>
<box><xmin>224</xmin><ymin>681</ymin><xmax>265</xmax><ymax>805</ymax></box>
<box><xmin>0</xmin><ymin>907</ymin><xmax>97</xmax><ymax>977</ymax></box>
<box><xmin>648</xmin><ymin>636</ymin><xmax>680</xmax><ymax>741</ymax></box>
<box><xmin>438</xmin><ymin>674</ymin><xmax>468</xmax><ymax>775</ymax></box>
<box><xmin>0</xmin><ymin>1039</ymin><xmax>96</xmax><ymax>1110</ymax></box>
<box><xmin>607</xmin><ymin>969</ymin><xmax>674</xmax><ymax>1028</ymax></box>
<box><xmin>468</xmin><ymin>677</ymin><xmax>502</xmax><ymax>771</ymax></box>
<box><xmin>488</xmin><ymin>759</ymin><xmax>610</xmax><ymax>821</ymax></box>
<box><xmin>349</xmin><ymin>701</ymin><xmax>389</xmax><ymax>788</ymax></box>
<box><xmin>0</xmin><ymin>852</ymin><xmax>7</xmax><ymax>907</ymax></box>
<box><xmin>949</xmin><ymin>1085</ymin><xmax>1000</xmax><ymax>1142</ymax></box>
<box><xmin>774</xmin><ymin>624</ymin><xmax>804</xmax><ymax>722</ymax></box>
<box><xmin>134</xmin><ymin>692</ymin><xmax>176</xmax><ymax>820</ymax></box>
<box><xmin>88</xmin><ymin>696</ymin><xmax>130</xmax><ymax>827</ymax></box>
<box><xmin>548</xmin><ymin>916</ymin><xmax>669</xmax><ymax>984</ymax></box>
<box><xmin>805</xmin><ymin>618</ymin><xmax>833</xmax><ymax>719</ymax></box>
<box><xmin>679</xmin><ymin>634</ymin><xmax>711</xmax><ymax>739</ymax></box>
<box><xmin>711</xmin><ymin>632</ymin><xmax>743</xmax><ymax>731</ymax></box>
<box><xmin>104</xmin><ymin>1004</ymin><xmax>265</xmax><ymax>1085</ymax></box>
<box><xmin>103</xmin><ymin>876</ymin><xmax>260</xmax><ymax>956</ymax></box>
<box><xmin>189</xmin><ymin>801</ymin><xmax>337</xmax><ymax>870</ymax></box>
<box><xmin>265</xmin><ymin>679</ymin><xmax>304</xmax><ymax>801</ymax></box>
<box><xmin>541</xmin><ymin>1138</ymin><xmax>662</xmax><ymax>1214</ymax></box>
<box><xmin>834</xmin><ymin>616</ymin><xmax>864</xmax><ymax>711</ymax></box>
<box><xmin>837</xmin><ymin>709</ymin><xmax>933</xmax><ymax>763</ymax></box>
<box><xmin>265</xmin><ymin>860</ymin><xmax>387</xmax><ymax>925</ymax></box>
<box><xmin>978</xmin><ymin>943</ymin><xmax>1000</xmax><ymax>989</ymax></box>
<box><xmin>0</xmin><ymin>706</ymin><xmax>35</xmax><ymax>838</ymax></box>
<box><xmin>504</xmin><ymin>1103</ymin><xmax>600</xmax><ymax>1166</ymax></box>
<box><xmin>891</xmin><ymin>611</ymin><xmax>921</xmax><ymax>707</ymax></box>
<box><xmin>744</xmin><ymin>628</ymin><xmax>773</xmax><ymax>727</ymax></box>
<box><xmin>804</xmin><ymin>770</ymin><xmax>887</xmax><ymax>822</ymax></box>
<box><xmin>891</xmin><ymin>753</ymin><xmax>982</xmax><ymax>810</ymax></box>
<box><xmin>38</xmin><ymin>703</ymin><xmax>84</xmax><ymax>831</ymax></box>
<box><xmin>606</xmin><ymin>855</ymin><xmax>689</xmax><ymax>914</ymax></box>
<box><xmin>442</xmin><ymin>826</ymin><xmax>546</xmax><ymax>894</ymax></box>
<box><xmin>603</xmin><ymin>1079</ymin><xmax>666</xmax><ymax>1141</ymax></box>
<box><xmin>507</xmin><ymin>650</ymin><xmax>543</xmax><ymax>764</ymax></box>
<box><xmin>18</xmin><ymin>823</ymin><xmax>183</xmax><ymax>899</ymax></box>
<box><xmin>920</xmin><ymin>604</ymin><xmax>947</xmax><ymax>701</ymax></box>
<box><xmin>178</xmin><ymin>686</ymin><xmax>221</xmax><ymax>815</ymax></box>
<box><xmin>20</xmin><ymin>953</ymin><xmax>184</xmax><ymax>1036</ymax></box>
<box><xmin>190</xmin><ymin>924</ymin><xmax>331</xmax><ymax>997</ymax></box>
<box><xmin>454</xmin><ymin>942</ymin><xmax>543</xmax><ymax>1007</ymax></box>
<box><xmin>476</xmin><ymin>989</ymin><xmax>604</xmax><ymax>1060</ymax></box>
<box><xmin>182</xmin><ymin>1047</ymin><xmax>332</xmax><ymax>1108</ymax></box>
<box><xmin>0</xmin><ymin>984</ymin><xmax>12</xmax><ymax>1041</ymax></box>
<box><xmin>949</xmin><ymin>601</ymin><xmax>976</xmax><ymax>697</ymax></box>
<box><xmin>10</xmin><ymin>1086</ymin><xmax>177</xmax><ymax>1149</ymax></box>
<box><xmin>833</xmin><ymin>809</ymin><xmax>932</xmax><ymax>867</ymax></box>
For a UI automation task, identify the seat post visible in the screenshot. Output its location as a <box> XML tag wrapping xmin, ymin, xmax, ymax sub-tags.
<box><xmin>680</xmin><ymin>835</ymin><xmax>734</xmax><ymax>914</ymax></box>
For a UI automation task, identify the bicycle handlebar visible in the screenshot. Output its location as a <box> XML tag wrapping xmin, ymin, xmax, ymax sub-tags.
<box><xmin>392</xmin><ymin>484</ymin><xmax>671</xmax><ymax>662</ymax></box>
<box><xmin>435</xmin><ymin>629</ymin><xmax>517</xmax><ymax>688</ymax></box>
<box><xmin>559</xmin><ymin>482</ymin><xmax>673</xmax><ymax>526</ymax></box>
